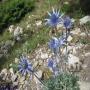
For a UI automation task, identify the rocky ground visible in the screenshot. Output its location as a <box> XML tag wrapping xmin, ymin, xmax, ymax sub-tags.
<box><xmin>0</xmin><ymin>1</ymin><xmax>90</xmax><ymax>90</ymax></box>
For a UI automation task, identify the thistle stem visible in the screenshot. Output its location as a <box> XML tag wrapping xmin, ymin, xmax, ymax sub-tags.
<box><xmin>33</xmin><ymin>73</ymin><xmax>48</xmax><ymax>89</ymax></box>
<box><xmin>66</xmin><ymin>28</ymin><xmax>68</xmax><ymax>61</ymax></box>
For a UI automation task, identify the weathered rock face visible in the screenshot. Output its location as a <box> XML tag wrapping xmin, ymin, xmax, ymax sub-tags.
<box><xmin>71</xmin><ymin>28</ymin><xmax>81</xmax><ymax>35</ymax></box>
<box><xmin>67</xmin><ymin>54</ymin><xmax>82</xmax><ymax>71</ymax></box>
<box><xmin>35</xmin><ymin>20</ymin><xmax>42</xmax><ymax>27</ymax></box>
<box><xmin>0</xmin><ymin>40</ymin><xmax>14</xmax><ymax>58</ymax></box>
<box><xmin>8</xmin><ymin>25</ymin><xmax>15</xmax><ymax>33</ymax></box>
<box><xmin>79</xmin><ymin>16</ymin><xmax>90</xmax><ymax>25</ymax></box>
<box><xmin>8</xmin><ymin>25</ymin><xmax>23</xmax><ymax>42</ymax></box>
<box><xmin>0</xmin><ymin>68</ymin><xmax>18</xmax><ymax>89</ymax></box>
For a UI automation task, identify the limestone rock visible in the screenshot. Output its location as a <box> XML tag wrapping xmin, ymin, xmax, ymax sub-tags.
<box><xmin>85</xmin><ymin>52</ymin><xmax>90</xmax><ymax>57</ymax></box>
<box><xmin>0</xmin><ymin>68</ymin><xmax>7</xmax><ymax>75</ymax></box>
<box><xmin>68</xmin><ymin>54</ymin><xmax>79</xmax><ymax>65</ymax></box>
<box><xmin>67</xmin><ymin>35</ymin><xmax>73</xmax><ymax>42</ymax></box>
<box><xmin>9</xmin><ymin>68</ymin><xmax>14</xmax><ymax>74</ymax></box>
<box><xmin>27</xmin><ymin>24</ymin><xmax>31</xmax><ymax>29</ymax></box>
<box><xmin>36</xmin><ymin>20</ymin><xmax>42</xmax><ymax>27</ymax></box>
<box><xmin>15</xmin><ymin>58</ymin><xmax>19</xmax><ymax>63</ymax></box>
<box><xmin>67</xmin><ymin>54</ymin><xmax>82</xmax><ymax>71</ymax></box>
<box><xmin>35</xmin><ymin>70</ymin><xmax>43</xmax><ymax>79</ymax></box>
<box><xmin>33</xmin><ymin>61</ymin><xmax>39</xmax><ymax>68</ymax></box>
<box><xmin>11</xmin><ymin>74</ymin><xmax>18</xmax><ymax>82</ymax></box>
<box><xmin>14</xmin><ymin>26</ymin><xmax>23</xmax><ymax>37</ymax></box>
<box><xmin>19</xmin><ymin>76</ymin><xmax>25</xmax><ymax>84</ymax></box>
<box><xmin>41</xmin><ymin>53</ymin><xmax>48</xmax><ymax>59</ymax></box>
<box><xmin>71</xmin><ymin>28</ymin><xmax>81</xmax><ymax>35</ymax></box>
<box><xmin>64</xmin><ymin>1</ymin><xmax>69</xmax><ymax>5</ymax></box>
<box><xmin>80</xmin><ymin>16</ymin><xmax>90</xmax><ymax>25</ymax></box>
<box><xmin>8</xmin><ymin>25</ymin><xmax>14</xmax><ymax>33</ymax></box>
<box><xmin>62</xmin><ymin>46</ymin><xmax>77</xmax><ymax>55</ymax></box>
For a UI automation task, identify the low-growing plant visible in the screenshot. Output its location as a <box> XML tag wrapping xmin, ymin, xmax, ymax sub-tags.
<box><xmin>0</xmin><ymin>0</ymin><xmax>35</xmax><ymax>33</ymax></box>
<box><xmin>44</xmin><ymin>73</ymin><xmax>80</xmax><ymax>90</ymax></box>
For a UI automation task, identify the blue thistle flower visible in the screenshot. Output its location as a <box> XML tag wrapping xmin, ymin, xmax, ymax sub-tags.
<box><xmin>45</xmin><ymin>8</ymin><xmax>63</xmax><ymax>27</ymax></box>
<box><xmin>49</xmin><ymin>36</ymin><xmax>66</xmax><ymax>54</ymax></box>
<box><xmin>48</xmin><ymin>59</ymin><xmax>54</xmax><ymax>68</ymax></box>
<box><xmin>47</xmin><ymin>58</ymin><xmax>59</xmax><ymax>76</ymax></box>
<box><xmin>18</xmin><ymin>55</ymin><xmax>33</xmax><ymax>76</ymax></box>
<box><xmin>48</xmin><ymin>58</ymin><xmax>57</xmax><ymax>69</ymax></box>
<box><xmin>63</xmin><ymin>16</ymin><xmax>73</xmax><ymax>29</ymax></box>
<box><xmin>49</xmin><ymin>37</ymin><xmax>60</xmax><ymax>54</ymax></box>
<box><xmin>58</xmin><ymin>36</ymin><xmax>66</xmax><ymax>47</ymax></box>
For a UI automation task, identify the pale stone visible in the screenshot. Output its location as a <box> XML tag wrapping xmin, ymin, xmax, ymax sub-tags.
<box><xmin>75</xmin><ymin>43</ymin><xmax>84</xmax><ymax>49</ymax></box>
<box><xmin>9</xmin><ymin>68</ymin><xmax>14</xmax><ymax>74</ymax></box>
<box><xmin>14</xmin><ymin>28</ymin><xmax>20</xmax><ymax>37</ymax></box>
<box><xmin>11</xmin><ymin>74</ymin><xmax>18</xmax><ymax>82</ymax></box>
<box><xmin>80</xmin><ymin>33</ymin><xmax>90</xmax><ymax>36</ymax></box>
<box><xmin>15</xmin><ymin>58</ymin><xmax>19</xmax><ymax>63</ymax></box>
<box><xmin>71</xmin><ymin>28</ymin><xmax>81</xmax><ymax>35</ymax></box>
<box><xmin>33</xmin><ymin>76</ymin><xmax>41</xmax><ymax>90</ymax></box>
<box><xmin>64</xmin><ymin>1</ymin><xmax>69</xmax><ymax>5</ymax></box>
<box><xmin>80</xmin><ymin>32</ymin><xmax>86</xmax><ymax>36</ymax></box>
<box><xmin>67</xmin><ymin>35</ymin><xmax>73</xmax><ymax>42</ymax></box>
<box><xmin>28</xmin><ymin>16</ymin><xmax>31</xmax><ymax>18</ymax></box>
<box><xmin>79</xmin><ymin>81</ymin><xmax>90</xmax><ymax>90</ymax></box>
<box><xmin>13</xmin><ymin>81</ymin><xmax>18</xmax><ymax>87</ymax></box>
<box><xmin>19</xmin><ymin>76</ymin><xmax>25</xmax><ymax>84</ymax></box>
<box><xmin>68</xmin><ymin>54</ymin><xmax>79</xmax><ymax>66</ymax></box>
<box><xmin>16</xmin><ymin>36</ymin><xmax>21</xmax><ymax>41</ymax></box>
<box><xmin>1</xmin><ymin>68</ymin><xmax>7</xmax><ymax>75</ymax></box>
<box><xmin>41</xmin><ymin>53</ymin><xmax>48</xmax><ymax>59</ymax></box>
<box><xmin>35</xmin><ymin>70</ymin><xmax>42</xmax><ymax>79</ymax></box>
<box><xmin>62</xmin><ymin>46</ymin><xmax>76</xmax><ymax>55</ymax></box>
<box><xmin>36</xmin><ymin>20</ymin><xmax>42</xmax><ymax>26</ymax></box>
<box><xmin>33</xmin><ymin>61</ymin><xmax>38</xmax><ymax>68</ymax></box>
<box><xmin>72</xmin><ymin>47</ymin><xmax>77</xmax><ymax>54</ymax></box>
<box><xmin>85</xmin><ymin>52</ymin><xmax>90</xmax><ymax>57</ymax></box>
<box><xmin>71</xmin><ymin>18</ymin><xmax>75</xmax><ymax>23</ymax></box>
<box><xmin>8</xmin><ymin>25</ymin><xmax>14</xmax><ymax>33</ymax></box>
<box><xmin>38</xmin><ymin>60</ymin><xmax>43</xmax><ymax>65</ymax></box>
<box><xmin>82</xmin><ymin>64</ymin><xmax>87</xmax><ymax>69</ymax></box>
<box><xmin>80</xmin><ymin>16</ymin><xmax>90</xmax><ymax>25</ymax></box>
<box><xmin>14</xmin><ymin>26</ymin><xmax>23</xmax><ymax>37</ymax></box>
<box><xmin>57</xmin><ymin>24</ymin><xmax>63</xmax><ymax>30</ymax></box>
<box><xmin>27</xmin><ymin>24</ymin><xmax>31</xmax><ymax>29</ymax></box>
<box><xmin>9</xmin><ymin>63</ymin><xmax>12</xmax><ymax>67</ymax></box>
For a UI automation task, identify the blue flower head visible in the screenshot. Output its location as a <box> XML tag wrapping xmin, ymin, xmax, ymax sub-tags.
<box><xmin>47</xmin><ymin>58</ymin><xmax>57</xmax><ymax>68</ymax></box>
<box><xmin>49</xmin><ymin>37</ymin><xmax>60</xmax><ymax>54</ymax></box>
<box><xmin>48</xmin><ymin>58</ymin><xmax>59</xmax><ymax>76</ymax></box>
<box><xmin>48</xmin><ymin>59</ymin><xmax>54</xmax><ymax>68</ymax></box>
<box><xmin>63</xmin><ymin>16</ymin><xmax>72</xmax><ymax>29</ymax></box>
<box><xmin>58</xmin><ymin>36</ymin><xmax>66</xmax><ymax>47</ymax></box>
<box><xmin>18</xmin><ymin>55</ymin><xmax>33</xmax><ymax>76</ymax></box>
<box><xmin>45</xmin><ymin>8</ymin><xmax>63</xmax><ymax>27</ymax></box>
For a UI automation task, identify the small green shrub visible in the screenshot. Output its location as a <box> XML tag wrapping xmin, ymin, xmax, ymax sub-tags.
<box><xmin>0</xmin><ymin>0</ymin><xmax>35</xmax><ymax>33</ymax></box>
<box><xmin>44</xmin><ymin>73</ymin><xmax>80</xmax><ymax>90</ymax></box>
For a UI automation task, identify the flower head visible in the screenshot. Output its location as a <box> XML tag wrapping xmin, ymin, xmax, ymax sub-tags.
<box><xmin>47</xmin><ymin>58</ymin><xmax>59</xmax><ymax>76</ymax></box>
<box><xmin>48</xmin><ymin>59</ymin><xmax>54</xmax><ymax>68</ymax></box>
<box><xmin>48</xmin><ymin>58</ymin><xmax>57</xmax><ymax>69</ymax></box>
<box><xmin>45</xmin><ymin>8</ymin><xmax>63</xmax><ymax>27</ymax></box>
<box><xmin>18</xmin><ymin>55</ymin><xmax>33</xmax><ymax>76</ymax></box>
<box><xmin>58</xmin><ymin>36</ymin><xmax>66</xmax><ymax>47</ymax></box>
<box><xmin>63</xmin><ymin>16</ymin><xmax>72</xmax><ymax>29</ymax></box>
<box><xmin>49</xmin><ymin>37</ymin><xmax>60</xmax><ymax>54</ymax></box>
